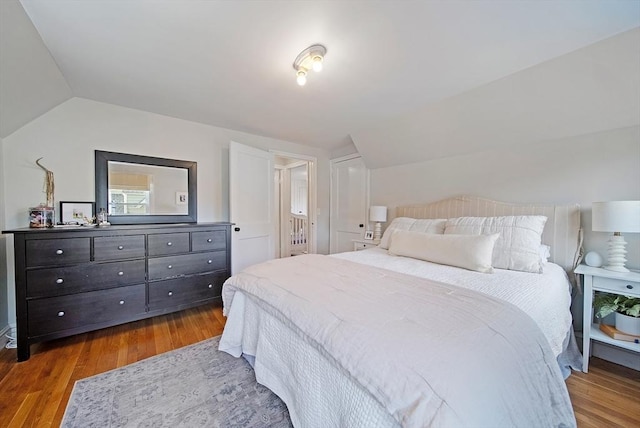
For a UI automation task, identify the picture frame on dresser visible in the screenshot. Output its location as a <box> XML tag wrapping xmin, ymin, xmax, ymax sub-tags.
<box><xmin>59</xmin><ymin>201</ymin><xmax>96</xmax><ymax>225</ymax></box>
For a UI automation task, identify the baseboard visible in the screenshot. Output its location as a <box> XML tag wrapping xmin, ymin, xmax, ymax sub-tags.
<box><xmin>0</xmin><ymin>324</ymin><xmax>10</xmax><ymax>347</ymax></box>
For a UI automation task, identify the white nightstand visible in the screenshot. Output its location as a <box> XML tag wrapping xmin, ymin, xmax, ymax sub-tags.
<box><xmin>352</xmin><ymin>239</ymin><xmax>380</xmax><ymax>251</ymax></box>
<box><xmin>574</xmin><ymin>264</ymin><xmax>640</xmax><ymax>372</ymax></box>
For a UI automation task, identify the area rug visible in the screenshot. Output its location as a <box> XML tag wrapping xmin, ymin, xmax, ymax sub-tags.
<box><xmin>62</xmin><ymin>336</ymin><xmax>292</xmax><ymax>427</ymax></box>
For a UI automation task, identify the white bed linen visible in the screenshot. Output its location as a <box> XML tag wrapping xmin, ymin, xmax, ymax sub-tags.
<box><xmin>219</xmin><ymin>254</ymin><xmax>575</xmax><ymax>428</ymax></box>
<box><xmin>335</xmin><ymin>247</ymin><xmax>573</xmax><ymax>356</ymax></box>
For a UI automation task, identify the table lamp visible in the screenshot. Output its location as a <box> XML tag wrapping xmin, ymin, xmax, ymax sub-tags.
<box><xmin>370</xmin><ymin>206</ymin><xmax>387</xmax><ymax>241</ymax></box>
<box><xmin>591</xmin><ymin>201</ymin><xmax>640</xmax><ymax>272</ymax></box>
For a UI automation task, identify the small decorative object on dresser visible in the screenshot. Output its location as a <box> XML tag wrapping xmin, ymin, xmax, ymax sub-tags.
<box><xmin>2</xmin><ymin>222</ymin><xmax>232</xmax><ymax>361</ymax></box>
<box><xmin>364</xmin><ymin>230</ymin><xmax>373</xmax><ymax>240</ymax></box>
<box><xmin>29</xmin><ymin>205</ymin><xmax>55</xmax><ymax>228</ymax></box>
<box><xmin>575</xmin><ymin>264</ymin><xmax>640</xmax><ymax>372</ymax></box>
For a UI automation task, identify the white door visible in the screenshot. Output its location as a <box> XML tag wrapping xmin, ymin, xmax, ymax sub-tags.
<box><xmin>229</xmin><ymin>141</ymin><xmax>275</xmax><ymax>274</ymax></box>
<box><xmin>330</xmin><ymin>156</ymin><xmax>369</xmax><ymax>253</ymax></box>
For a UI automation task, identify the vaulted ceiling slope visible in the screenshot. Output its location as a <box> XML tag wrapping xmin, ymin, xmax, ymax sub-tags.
<box><xmin>0</xmin><ymin>0</ymin><xmax>72</xmax><ymax>138</ymax></box>
<box><xmin>2</xmin><ymin>1</ymin><xmax>639</xmax><ymax>166</ymax></box>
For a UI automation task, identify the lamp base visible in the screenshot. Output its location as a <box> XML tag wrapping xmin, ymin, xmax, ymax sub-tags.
<box><xmin>603</xmin><ymin>234</ymin><xmax>629</xmax><ymax>273</ymax></box>
<box><xmin>373</xmin><ymin>223</ymin><xmax>382</xmax><ymax>241</ymax></box>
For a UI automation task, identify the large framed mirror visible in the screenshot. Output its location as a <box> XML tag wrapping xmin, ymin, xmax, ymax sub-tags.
<box><xmin>95</xmin><ymin>150</ymin><xmax>197</xmax><ymax>224</ymax></box>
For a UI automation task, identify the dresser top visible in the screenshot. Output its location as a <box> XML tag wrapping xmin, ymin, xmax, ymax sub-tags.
<box><xmin>3</xmin><ymin>222</ymin><xmax>233</xmax><ymax>235</ymax></box>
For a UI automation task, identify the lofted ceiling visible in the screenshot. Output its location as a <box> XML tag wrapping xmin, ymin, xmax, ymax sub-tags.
<box><xmin>3</xmin><ymin>1</ymin><xmax>640</xmax><ymax>162</ymax></box>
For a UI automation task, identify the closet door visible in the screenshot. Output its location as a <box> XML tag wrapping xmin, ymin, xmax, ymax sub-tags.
<box><xmin>330</xmin><ymin>156</ymin><xmax>369</xmax><ymax>254</ymax></box>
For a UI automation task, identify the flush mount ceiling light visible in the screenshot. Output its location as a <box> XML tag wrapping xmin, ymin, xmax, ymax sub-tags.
<box><xmin>293</xmin><ymin>44</ymin><xmax>327</xmax><ymax>86</ymax></box>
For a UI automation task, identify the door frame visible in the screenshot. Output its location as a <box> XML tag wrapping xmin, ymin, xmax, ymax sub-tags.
<box><xmin>270</xmin><ymin>150</ymin><xmax>318</xmax><ymax>255</ymax></box>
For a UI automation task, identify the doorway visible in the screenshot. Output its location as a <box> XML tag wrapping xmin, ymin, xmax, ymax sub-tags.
<box><xmin>273</xmin><ymin>153</ymin><xmax>316</xmax><ymax>258</ymax></box>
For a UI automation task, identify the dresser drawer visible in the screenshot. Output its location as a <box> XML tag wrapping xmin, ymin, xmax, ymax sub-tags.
<box><xmin>148</xmin><ymin>251</ymin><xmax>227</xmax><ymax>280</ymax></box>
<box><xmin>26</xmin><ymin>238</ymin><xmax>90</xmax><ymax>267</ymax></box>
<box><xmin>148</xmin><ymin>272</ymin><xmax>225</xmax><ymax>311</ymax></box>
<box><xmin>148</xmin><ymin>232</ymin><xmax>190</xmax><ymax>256</ymax></box>
<box><xmin>26</xmin><ymin>260</ymin><xmax>146</xmax><ymax>298</ymax></box>
<box><xmin>94</xmin><ymin>235</ymin><xmax>145</xmax><ymax>261</ymax></box>
<box><xmin>27</xmin><ymin>284</ymin><xmax>146</xmax><ymax>337</ymax></box>
<box><xmin>192</xmin><ymin>230</ymin><xmax>227</xmax><ymax>252</ymax></box>
<box><xmin>593</xmin><ymin>276</ymin><xmax>640</xmax><ymax>297</ymax></box>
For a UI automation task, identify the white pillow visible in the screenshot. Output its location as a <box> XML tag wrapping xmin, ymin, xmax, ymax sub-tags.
<box><xmin>539</xmin><ymin>244</ymin><xmax>551</xmax><ymax>264</ymax></box>
<box><xmin>379</xmin><ymin>217</ymin><xmax>447</xmax><ymax>249</ymax></box>
<box><xmin>444</xmin><ymin>216</ymin><xmax>547</xmax><ymax>273</ymax></box>
<box><xmin>388</xmin><ymin>230</ymin><xmax>500</xmax><ymax>273</ymax></box>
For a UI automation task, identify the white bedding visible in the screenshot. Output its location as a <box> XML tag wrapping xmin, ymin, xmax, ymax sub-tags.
<box><xmin>219</xmin><ymin>254</ymin><xmax>575</xmax><ymax>427</ymax></box>
<box><xmin>334</xmin><ymin>247</ymin><xmax>573</xmax><ymax>357</ymax></box>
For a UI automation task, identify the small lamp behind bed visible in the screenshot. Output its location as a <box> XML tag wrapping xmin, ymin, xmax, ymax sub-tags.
<box><xmin>592</xmin><ymin>200</ymin><xmax>640</xmax><ymax>273</ymax></box>
<box><xmin>370</xmin><ymin>206</ymin><xmax>387</xmax><ymax>241</ymax></box>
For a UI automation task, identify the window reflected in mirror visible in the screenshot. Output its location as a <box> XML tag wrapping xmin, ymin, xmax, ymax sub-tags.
<box><xmin>107</xmin><ymin>161</ymin><xmax>188</xmax><ymax>216</ymax></box>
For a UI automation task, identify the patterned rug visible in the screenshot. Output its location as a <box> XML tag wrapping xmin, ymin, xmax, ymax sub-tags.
<box><xmin>62</xmin><ymin>336</ymin><xmax>292</xmax><ymax>427</ymax></box>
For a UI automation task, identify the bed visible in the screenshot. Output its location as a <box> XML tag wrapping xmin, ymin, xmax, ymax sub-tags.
<box><xmin>219</xmin><ymin>196</ymin><xmax>583</xmax><ymax>427</ymax></box>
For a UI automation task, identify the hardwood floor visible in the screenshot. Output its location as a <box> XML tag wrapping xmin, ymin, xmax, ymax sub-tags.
<box><xmin>0</xmin><ymin>304</ymin><xmax>638</xmax><ymax>427</ymax></box>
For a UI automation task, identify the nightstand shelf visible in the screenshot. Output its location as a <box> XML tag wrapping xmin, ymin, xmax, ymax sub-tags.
<box><xmin>589</xmin><ymin>323</ymin><xmax>640</xmax><ymax>352</ymax></box>
<box><xmin>575</xmin><ymin>264</ymin><xmax>640</xmax><ymax>372</ymax></box>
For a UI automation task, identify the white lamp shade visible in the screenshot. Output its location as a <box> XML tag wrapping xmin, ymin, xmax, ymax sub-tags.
<box><xmin>369</xmin><ymin>206</ymin><xmax>387</xmax><ymax>222</ymax></box>
<box><xmin>592</xmin><ymin>201</ymin><xmax>640</xmax><ymax>233</ymax></box>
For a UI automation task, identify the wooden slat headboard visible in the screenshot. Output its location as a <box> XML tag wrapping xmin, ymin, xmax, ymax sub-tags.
<box><xmin>394</xmin><ymin>195</ymin><xmax>583</xmax><ymax>275</ymax></box>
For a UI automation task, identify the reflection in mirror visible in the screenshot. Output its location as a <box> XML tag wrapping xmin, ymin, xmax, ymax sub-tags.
<box><xmin>108</xmin><ymin>162</ymin><xmax>188</xmax><ymax>216</ymax></box>
<box><xmin>95</xmin><ymin>150</ymin><xmax>197</xmax><ymax>224</ymax></box>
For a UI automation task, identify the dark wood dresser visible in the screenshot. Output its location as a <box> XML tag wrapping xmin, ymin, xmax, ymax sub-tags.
<box><xmin>3</xmin><ymin>223</ymin><xmax>232</xmax><ymax>361</ymax></box>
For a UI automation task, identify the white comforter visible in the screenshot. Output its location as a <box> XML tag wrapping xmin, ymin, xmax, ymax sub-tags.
<box><xmin>335</xmin><ymin>247</ymin><xmax>573</xmax><ymax>356</ymax></box>
<box><xmin>219</xmin><ymin>254</ymin><xmax>575</xmax><ymax>428</ymax></box>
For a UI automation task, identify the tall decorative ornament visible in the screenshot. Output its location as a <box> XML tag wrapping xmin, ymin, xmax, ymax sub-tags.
<box><xmin>36</xmin><ymin>157</ymin><xmax>55</xmax><ymax>207</ymax></box>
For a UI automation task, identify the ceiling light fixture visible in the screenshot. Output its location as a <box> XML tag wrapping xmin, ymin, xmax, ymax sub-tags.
<box><xmin>293</xmin><ymin>44</ymin><xmax>326</xmax><ymax>86</ymax></box>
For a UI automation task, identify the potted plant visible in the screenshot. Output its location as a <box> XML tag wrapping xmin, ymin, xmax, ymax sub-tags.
<box><xmin>593</xmin><ymin>293</ymin><xmax>640</xmax><ymax>336</ymax></box>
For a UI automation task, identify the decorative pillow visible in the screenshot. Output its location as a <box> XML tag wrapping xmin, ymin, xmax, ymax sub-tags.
<box><xmin>379</xmin><ymin>217</ymin><xmax>447</xmax><ymax>249</ymax></box>
<box><xmin>539</xmin><ymin>244</ymin><xmax>551</xmax><ymax>264</ymax></box>
<box><xmin>388</xmin><ymin>230</ymin><xmax>499</xmax><ymax>273</ymax></box>
<box><xmin>444</xmin><ymin>216</ymin><xmax>548</xmax><ymax>273</ymax></box>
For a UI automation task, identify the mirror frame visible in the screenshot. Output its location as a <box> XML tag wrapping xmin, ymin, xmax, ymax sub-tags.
<box><xmin>95</xmin><ymin>150</ymin><xmax>197</xmax><ymax>224</ymax></box>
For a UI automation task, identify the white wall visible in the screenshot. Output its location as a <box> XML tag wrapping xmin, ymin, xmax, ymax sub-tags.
<box><xmin>1</xmin><ymin>97</ymin><xmax>331</xmax><ymax>329</ymax></box>
<box><xmin>370</xmin><ymin>125</ymin><xmax>640</xmax><ymax>270</ymax></box>
<box><xmin>353</xmin><ymin>28</ymin><xmax>640</xmax><ymax>169</ymax></box>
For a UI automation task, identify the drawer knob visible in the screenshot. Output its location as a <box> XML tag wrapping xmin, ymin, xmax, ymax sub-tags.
<box><xmin>167</xmin><ymin>242</ymin><xmax>172</xmax><ymax>246</ymax></box>
<box><xmin>56</xmin><ymin>249</ymin><xmax>64</xmax><ymax>255</ymax></box>
<box><xmin>56</xmin><ymin>278</ymin><xmax>64</xmax><ymax>284</ymax></box>
<box><xmin>627</xmin><ymin>284</ymin><xmax>634</xmax><ymax>290</ymax></box>
<box><xmin>117</xmin><ymin>245</ymin><xmax>124</xmax><ymax>250</ymax></box>
<box><xmin>207</xmin><ymin>260</ymin><xmax>212</xmax><ymax>264</ymax></box>
<box><xmin>208</xmin><ymin>284</ymin><xmax>213</xmax><ymax>289</ymax></box>
<box><xmin>119</xmin><ymin>300</ymin><xmax>125</xmax><ymax>305</ymax></box>
<box><xmin>168</xmin><ymin>291</ymin><xmax>173</xmax><ymax>296</ymax></box>
<box><xmin>57</xmin><ymin>311</ymin><xmax>65</xmax><ymax>317</ymax></box>
<box><xmin>167</xmin><ymin>265</ymin><xmax>173</xmax><ymax>269</ymax></box>
<box><xmin>118</xmin><ymin>271</ymin><xmax>124</xmax><ymax>276</ymax></box>
<box><xmin>207</xmin><ymin>238</ymin><xmax>212</xmax><ymax>243</ymax></box>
